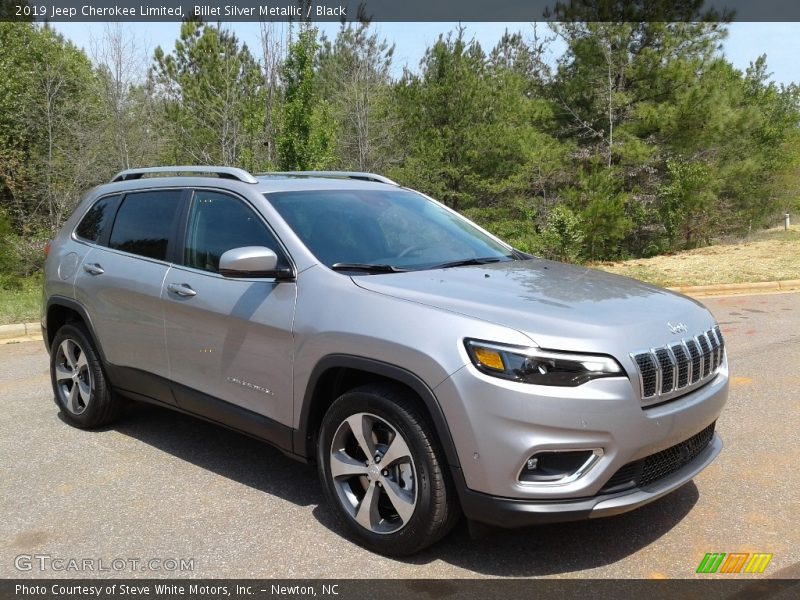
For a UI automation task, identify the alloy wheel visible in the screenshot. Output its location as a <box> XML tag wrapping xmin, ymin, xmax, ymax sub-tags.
<box><xmin>54</xmin><ymin>339</ymin><xmax>92</xmax><ymax>415</ymax></box>
<box><xmin>329</xmin><ymin>412</ymin><xmax>418</xmax><ymax>534</ymax></box>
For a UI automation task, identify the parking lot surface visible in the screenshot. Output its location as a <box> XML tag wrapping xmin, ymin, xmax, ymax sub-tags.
<box><xmin>1</xmin><ymin>292</ymin><xmax>798</xmax><ymax>579</ymax></box>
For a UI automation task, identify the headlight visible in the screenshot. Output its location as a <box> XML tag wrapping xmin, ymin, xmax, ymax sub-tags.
<box><xmin>465</xmin><ymin>339</ymin><xmax>624</xmax><ymax>387</ymax></box>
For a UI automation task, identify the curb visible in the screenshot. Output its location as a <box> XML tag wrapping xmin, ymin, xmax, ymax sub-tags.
<box><xmin>0</xmin><ymin>322</ymin><xmax>41</xmax><ymax>341</ymax></box>
<box><xmin>668</xmin><ymin>278</ymin><xmax>800</xmax><ymax>296</ymax></box>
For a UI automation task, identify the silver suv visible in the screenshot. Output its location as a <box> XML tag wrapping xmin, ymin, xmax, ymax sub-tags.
<box><xmin>42</xmin><ymin>166</ymin><xmax>728</xmax><ymax>555</ymax></box>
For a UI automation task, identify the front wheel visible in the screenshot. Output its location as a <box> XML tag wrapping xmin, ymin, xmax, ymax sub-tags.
<box><xmin>317</xmin><ymin>384</ymin><xmax>459</xmax><ymax>556</ymax></box>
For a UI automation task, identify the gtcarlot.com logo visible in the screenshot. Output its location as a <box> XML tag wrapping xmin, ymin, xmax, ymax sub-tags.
<box><xmin>696</xmin><ymin>552</ymin><xmax>773</xmax><ymax>574</ymax></box>
<box><xmin>15</xmin><ymin>554</ymin><xmax>194</xmax><ymax>573</ymax></box>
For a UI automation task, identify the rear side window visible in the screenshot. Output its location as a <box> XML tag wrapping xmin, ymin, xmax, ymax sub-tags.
<box><xmin>109</xmin><ymin>190</ymin><xmax>182</xmax><ymax>261</ymax></box>
<box><xmin>183</xmin><ymin>191</ymin><xmax>288</xmax><ymax>273</ymax></box>
<box><xmin>75</xmin><ymin>195</ymin><xmax>120</xmax><ymax>243</ymax></box>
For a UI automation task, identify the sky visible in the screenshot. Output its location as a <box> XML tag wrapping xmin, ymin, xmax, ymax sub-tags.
<box><xmin>50</xmin><ymin>21</ymin><xmax>800</xmax><ymax>86</ymax></box>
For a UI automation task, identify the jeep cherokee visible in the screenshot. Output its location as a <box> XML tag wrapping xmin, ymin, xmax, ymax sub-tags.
<box><xmin>42</xmin><ymin>166</ymin><xmax>729</xmax><ymax>556</ymax></box>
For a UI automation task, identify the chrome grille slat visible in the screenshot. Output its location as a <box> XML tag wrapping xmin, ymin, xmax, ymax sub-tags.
<box><xmin>680</xmin><ymin>340</ymin><xmax>694</xmax><ymax>385</ymax></box>
<box><xmin>714</xmin><ymin>326</ymin><xmax>725</xmax><ymax>369</ymax></box>
<box><xmin>697</xmin><ymin>333</ymin><xmax>712</xmax><ymax>378</ymax></box>
<box><xmin>707</xmin><ymin>330</ymin><xmax>720</xmax><ymax>371</ymax></box>
<box><xmin>654</xmin><ymin>348</ymin><xmax>675</xmax><ymax>393</ymax></box>
<box><xmin>685</xmin><ymin>339</ymin><xmax>702</xmax><ymax>384</ymax></box>
<box><xmin>633</xmin><ymin>352</ymin><xmax>658</xmax><ymax>398</ymax></box>
<box><xmin>631</xmin><ymin>328</ymin><xmax>724</xmax><ymax>406</ymax></box>
<box><xmin>669</xmin><ymin>342</ymin><xmax>690</xmax><ymax>389</ymax></box>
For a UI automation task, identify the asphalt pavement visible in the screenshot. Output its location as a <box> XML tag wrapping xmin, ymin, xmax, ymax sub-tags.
<box><xmin>1</xmin><ymin>291</ymin><xmax>798</xmax><ymax>579</ymax></box>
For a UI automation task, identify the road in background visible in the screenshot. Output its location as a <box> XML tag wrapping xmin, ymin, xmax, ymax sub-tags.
<box><xmin>1</xmin><ymin>292</ymin><xmax>798</xmax><ymax>578</ymax></box>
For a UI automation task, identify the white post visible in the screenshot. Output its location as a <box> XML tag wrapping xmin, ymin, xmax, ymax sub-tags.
<box><xmin>785</xmin><ymin>213</ymin><xmax>791</xmax><ymax>230</ymax></box>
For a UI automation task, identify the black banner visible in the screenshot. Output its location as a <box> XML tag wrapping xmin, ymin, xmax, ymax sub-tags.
<box><xmin>2</xmin><ymin>579</ymin><xmax>800</xmax><ymax>600</ymax></box>
<box><xmin>4</xmin><ymin>0</ymin><xmax>800</xmax><ymax>23</ymax></box>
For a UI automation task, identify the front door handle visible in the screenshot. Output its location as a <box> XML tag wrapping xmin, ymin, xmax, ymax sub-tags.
<box><xmin>82</xmin><ymin>263</ymin><xmax>104</xmax><ymax>275</ymax></box>
<box><xmin>167</xmin><ymin>283</ymin><xmax>197</xmax><ymax>297</ymax></box>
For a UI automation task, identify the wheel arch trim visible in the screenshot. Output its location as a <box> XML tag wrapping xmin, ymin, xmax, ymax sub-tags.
<box><xmin>294</xmin><ymin>354</ymin><xmax>462</xmax><ymax>469</ymax></box>
<box><xmin>44</xmin><ymin>297</ymin><xmax>105</xmax><ymax>362</ymax></box>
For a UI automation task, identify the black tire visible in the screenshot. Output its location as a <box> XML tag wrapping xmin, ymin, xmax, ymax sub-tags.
<box><xmin>50</xmin><ymin>322</ymin><xmax>122</xmax><ymax>429</ymax></box>
<box><xmin>317</xmin><ymin>383</ymin><xmax>460</xmax><ymax>556</ymax></box>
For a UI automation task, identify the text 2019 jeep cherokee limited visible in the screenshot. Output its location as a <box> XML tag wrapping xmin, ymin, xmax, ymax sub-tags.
<box><xmin>42</xmin><ymin>166</ymin><xmax>728</xmax><ymax>555</ymax></box>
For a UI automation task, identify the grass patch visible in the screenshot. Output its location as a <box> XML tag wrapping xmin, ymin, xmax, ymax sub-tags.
<box><xmin>595</xmin><ymin>226</ymin><xmax>800</xmax><ymax>287</ymax></box>
<box><xmin>0</xmin><ymin>274</ymin><xmax>42</xmax><ymax>325</ymax></box>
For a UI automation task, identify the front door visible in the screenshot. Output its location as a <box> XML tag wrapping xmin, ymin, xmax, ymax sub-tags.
<box><xmin>162</xmin><ymin>189</ymin><xmax>297</xmax><ymax>427</ymax></box>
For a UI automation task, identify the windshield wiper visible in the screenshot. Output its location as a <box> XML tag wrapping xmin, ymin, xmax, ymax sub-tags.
<box><xmin>331</xmin><ymin>262</ymin><xmax>408</xmax><ymax>273</ymax></box>
<box><xmin>431</xmin><ymin>256</ymin><xmax>509</xmax><ymax>270</ymax></box>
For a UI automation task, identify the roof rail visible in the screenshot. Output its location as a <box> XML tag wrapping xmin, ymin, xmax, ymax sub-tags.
<box><xmin>110</xmin><ymin>166</ymin><xmax>258</xmax><ymax>184</ymax></box>
<box><xmin>257</xmin><ymin>171</ymin><xmax>399</xmax><ymax>186</ymax></box>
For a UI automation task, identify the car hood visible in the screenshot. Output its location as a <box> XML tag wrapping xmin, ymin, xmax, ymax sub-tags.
<box><xmin>351</xmin><ymin>259</ymin><xmax>717</xmax><ymax>357</ymax></box>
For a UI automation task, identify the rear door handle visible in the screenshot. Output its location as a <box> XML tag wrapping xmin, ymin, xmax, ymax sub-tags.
<box><xmin>82</xmin><ymin>263</ymin><xmax>104</xmax><ymax>275</ymax></box>
<box><xmin>167</xmin><ymin>283</ymin><xmax>197</xmax><ymax>297</ymax></box>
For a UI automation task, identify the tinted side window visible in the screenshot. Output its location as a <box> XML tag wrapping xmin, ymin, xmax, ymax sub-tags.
<box><xmin>184</xmin><ymin>191</ymin><xmax>287</xmax><ymax>274</ymax></box>
<box><xmin>75</xmin><ymin>195</ymin><xmax>120</xmax><ymax>243</ymax></box>
<box><xmin>109</xmin><ymin>190</ymin><xmax>182</xmax><ymax>261</ymax></box>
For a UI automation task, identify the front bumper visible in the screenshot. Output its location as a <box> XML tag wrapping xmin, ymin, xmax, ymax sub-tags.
<box><xmin>434</xmin><ymin>354</ymin><xmax>728</xmax><ymax>501</ymax></box>
<box><xmin>456</xmin><ymin>432</ymin><xmax>722</xmax><ymax>527</ymax></box>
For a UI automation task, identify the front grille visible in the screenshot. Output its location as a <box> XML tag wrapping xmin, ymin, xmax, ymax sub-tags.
<box><xmin>631</xmin><ymin>327</ymin><xmax>724</xmax><ymax>404</ymax></box>
<box><xmin>600</xmin><ymin>422</ymin><xmax>716</xmax><ymax>493</ymax></box>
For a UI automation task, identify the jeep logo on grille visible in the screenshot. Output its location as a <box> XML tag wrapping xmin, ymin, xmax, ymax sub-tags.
<box><xmin>667</xmin><ymin>322</ymin><xmax>688</xmax><ymax>334</ymax></box>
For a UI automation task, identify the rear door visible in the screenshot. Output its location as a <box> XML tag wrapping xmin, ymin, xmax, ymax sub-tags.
<box><xmin>162</xmin><ymin>189</ymin><xmax>297</xmax><ymax>427</ymax></box>
<box><xmin>73</xmin><ymin>188</ymin><xmax>185</xmax><ymax>402</ymax></box>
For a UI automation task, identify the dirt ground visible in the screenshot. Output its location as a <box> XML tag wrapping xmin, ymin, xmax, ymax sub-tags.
<box><xmin>596</xmin><ymin>226</ymin><xmax>800</xmax><ymax>287</ymax></box>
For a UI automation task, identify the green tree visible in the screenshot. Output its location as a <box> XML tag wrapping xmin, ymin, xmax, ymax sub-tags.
<box><xmin>535</xmin><ymin>204</ymin><xmax>585</xmax><ymax>263</ymax></box>
<box><xmin>277</xmin><ymin>26</ymin><xmax>336</xmax><ymax>171</ymax></box>
<box><xmin>715</xmin><ymin>58</ymin><xmax>800</xmax><ymax>232</ymax></box>
<box><xmin>317</xmin><ymin>23</ymin><xmax>395</xmax><ymax>172</ymax></box>
<box><xmin>550</xmin><ymin>17</ymin><xmax>730</xmax><ymax>253</ymax></box>
<box><xmin>2</xmin><ymin>15</ymin><xmax>799</xmax><ymax>276</ymax></box>
<box><xmin>393</xmin><ymin>29</ymin><xmax>569</xmax><ymax>213</ymax></box>
<box><xmin>0</xmin><ymin>23</ymin><xmax>104</xmax><ymax>233</ymax></box>
<box><xmin>660</xmin><ymin>159</ymin><xmax>717</xmax><ymax>248</ymax></box>
<box><xmin>390</xmin><ymin>30</ymin><xmax>491</xmax><ymax>210</ymax></box>
<box><xmin>152</xmin><ymin>21</ymin><xmax>265</xmax><ymax>169</ymax></box>
<box><xmin>562</xmin><ymin>169</ymin><xmax>632</xmax><ymax>260</ymax></box>
<box><xmin>92</xmin><ymin>24</ymin><xmax>163</xmax><ymax>171</ymax></box>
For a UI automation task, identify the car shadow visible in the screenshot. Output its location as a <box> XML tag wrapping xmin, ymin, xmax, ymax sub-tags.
<box><xmin>93</xmin><ymin>402</ymin><xmax>323</xmax><ymax>508</ymax></box>
<box><xmin>399</xmin><ymin>482</ymin><xmax>699</xmax><ymax>575</ymax></box>
<box><xmin>93</xmin><ymin>402</ymin><xmax>699</xmax><ymax>576</ymax></box>
<box><xmin>310</xmin><ymin>480</ymin><xmax>699</xmax><ymax>576</ymax></box>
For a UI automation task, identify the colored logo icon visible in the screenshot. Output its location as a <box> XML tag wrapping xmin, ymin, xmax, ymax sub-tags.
<box><xmin>697</xmin><ymin>553</ymin><xmax>773</xmax><ymax>574</ymax></box>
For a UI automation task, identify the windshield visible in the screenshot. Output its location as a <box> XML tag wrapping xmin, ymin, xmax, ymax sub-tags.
<box><xmin>264</xmin><ymin>189</ymin><xmax>513</xmax><ymax>272</ymax></box>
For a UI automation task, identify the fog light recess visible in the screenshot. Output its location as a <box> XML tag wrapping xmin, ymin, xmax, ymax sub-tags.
<box><xmin>519</xmin><ymin>449</ymin><xmax>602</xmax><ymax>484</ymax></box>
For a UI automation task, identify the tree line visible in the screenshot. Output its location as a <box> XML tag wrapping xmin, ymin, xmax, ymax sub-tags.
<box><xmin>1</xmin><ymin>11</ymin><xmax>799</xmax><ymax>284</ymax></box>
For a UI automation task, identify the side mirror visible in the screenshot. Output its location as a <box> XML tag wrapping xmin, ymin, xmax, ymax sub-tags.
<box><xmin>218</xmin><ymin>246</ymin><xmax>292</xmax><ymax>279</ymax></box>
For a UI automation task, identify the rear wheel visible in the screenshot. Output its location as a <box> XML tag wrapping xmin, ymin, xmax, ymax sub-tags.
<box><xmin>317</xmin><ymin>384</ymin><xmax>459</xmax><ymax>556</ymax></box>
<box><xmin>50</xmin><ymin>323</ymin><xmax>121</xmax><ymax>429</ymax></box>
